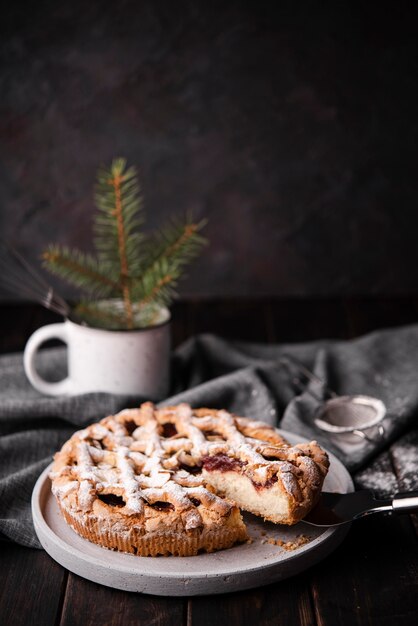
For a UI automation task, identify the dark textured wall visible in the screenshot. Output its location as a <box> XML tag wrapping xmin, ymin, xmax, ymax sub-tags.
<box><xmin>1</xmin><ymin>1</ymin><xmax>418</xmax><ymax>298</ymax></box>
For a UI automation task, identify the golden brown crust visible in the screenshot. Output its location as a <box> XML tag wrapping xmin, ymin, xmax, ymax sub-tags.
<box><xmin>58</xmin><ymin>502</ymin><xmax>248</xmax><ymax>556</ymax></box>
<box><xmin>50</xmin><ymin>402</ymin><xmax>328</xmax><ymax>556</ymax></box>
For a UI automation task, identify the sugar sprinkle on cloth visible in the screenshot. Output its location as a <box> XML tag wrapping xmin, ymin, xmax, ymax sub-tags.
<box><xmin>1</xmin><ymin>325</ymin><xmax>418</xmax><ymax>548</ymax></box>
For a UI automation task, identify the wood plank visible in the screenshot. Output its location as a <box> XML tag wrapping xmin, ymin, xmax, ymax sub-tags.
<box><xmin>0</xmin><ymin>304</ymin><xmax>69</xmax><ymax>625</ymax></box>
<box><xmin>185</xmin><ymin>299</ymin><xmax>270</xmax><ymax>343</ymax></box>
<box><xmin>0</xmin><ymin>301</ymin><xmax>187</xmax><ymax>354</ymax></box>
<box><xmin>390</xmin><ymin>430</ymin><xmax>418</xmax><ymax>536</ymax></box>
<box><xmin>1</xmin><ymin>299</ymin><xmax>416</xmax><ymax>626</ymax></box>
<box><xmin>170</xmin><ymin>300</ymin><xmax>189</xmax><ymax>349</ymax></box>
<box><xmin>264</xmin><ymin>298</ymin><xmax>418</xmax><ymax>624</ymax></box>
<box><xmin>188</xmin><ymin>298</ymin><xmax>318</xmax><ymax>625</ymax></box>
<box><xmin>266</xmin><ymin>298</ymin><xmax>349</xmax><ymax>343</ymax></box>
<box><xmin>345</xmin><ymin>297</ymin><xmax>418</xmax><ymax>534</ymax></box>
<box><xmin>310</xmin><ymin>514</ymin><xmax>418</xmax><ymax>626</ymax></box>
<box><xmin>188</xmin><ymin>572</ymin><xmax>315</xmax><ymax>626</ymax></box>
<box><xmin>25</xmin><ymin>304</ymin><xmax>61</xmax><ymax>338</ymax></box>
<box><xmin>344</xmin><ymin>296</ymin><xmax>417</xmax><ymax>339</ymax></box>
<box><xmin>0</xmin><ymin>543</ymin><xmax>67</xmax><ymax>626</ymax></box>
<box><xmin>0</xmin><ymin>303</ymin><xmax>36</xmax><ymax>354</ymax></box>
<box><xmin>0</xmin><ymin>303</ymin><xmax>61</xmax><ymax>354</ymax></box>
<box><xmin>3</xmin><ymin>297</ymin><xmax>416</xmax><ymax>354</ymax></box>
<box><xmin>60</xmin><ymin>573</ymin><xmax>186</xmax><ymax>626</ymax></box>
<box><xmin>307</xmin><ymin>299</ymin><xmax>418</xmax><ymax>624</ymax></box>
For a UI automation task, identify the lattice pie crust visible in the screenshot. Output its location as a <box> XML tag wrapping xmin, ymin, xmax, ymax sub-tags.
<box><xmin>50</xmin><ymin>403</ymin><xmax>329</xmax><ymax>556</ymax></box>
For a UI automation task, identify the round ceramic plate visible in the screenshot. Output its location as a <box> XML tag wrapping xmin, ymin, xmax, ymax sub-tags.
<box><xmin>32</xmin><ymin>430</ymin><xmax>353</xmax><ymax>596</ymax></box>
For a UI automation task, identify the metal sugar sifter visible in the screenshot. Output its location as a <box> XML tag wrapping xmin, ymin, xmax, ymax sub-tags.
<box><xmin>280</xmin><ymin>355</ymin><xmax>387</xmax><ymax>442</ymax></box>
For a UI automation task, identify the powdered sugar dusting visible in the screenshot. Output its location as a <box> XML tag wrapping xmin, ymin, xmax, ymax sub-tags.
<box><xmin>184</xmin><ymin>509</ymin><xmax>203</xmax><ymax>530</ymax></box>
<box><xmin>51</xmin><ymin>402</ymin><xmax>327</xmax><ymax>531</ymax></box>
<box><xmin>51</xmin><ymin>480</ymin><xmax>78</xmax><ymax>498</ymax></box>
<box><xmin>278</xmin><ymin>462</ymin><xmax>300</xmax><ymax>499</ymax></box>
<box><xmin>391</xmin><ymin>430</ymin><xmax>418</xmax><ymax>492</ymax></box>
<box><xmin>355</xmin><ymin>451</ymin><xmax>398</xmax><ymax>498</ymax></box>
<box><xmin>116</xmin><ymin>448</ymin><xmax>144</xmax><ymax>514</ymax></box>
<box><xmin>76</xmin><ymin>442</ymin><xmax>96</xmax><ymax>481</ymax></box>
<box><xmin>78</xmin><ymin>479</ymin><xmax>95</xmax><ymax>511</ymax></box>
<box><xmin>176</xmin><ymin>403</ymin><xmax>207</xmax><ymax>453</ymax></box>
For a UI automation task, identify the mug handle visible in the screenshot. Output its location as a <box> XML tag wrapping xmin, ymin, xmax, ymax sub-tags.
<box><xmin>23</xmin><ymin>323</ymin><xmax>73</xmax><ymax>396</ymax></box>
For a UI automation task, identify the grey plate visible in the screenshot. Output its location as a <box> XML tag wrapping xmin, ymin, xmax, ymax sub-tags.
<box><xmin>31</xmin><ymin>430</ymin><xmax>353</xmax><ymax>596</ymax></box>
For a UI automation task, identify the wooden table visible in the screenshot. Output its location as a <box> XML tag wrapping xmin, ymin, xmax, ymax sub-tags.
<box><xmin>1</xmin><ymin>298</ymin><xmax>417</xmax><ymax>626</ymax></box>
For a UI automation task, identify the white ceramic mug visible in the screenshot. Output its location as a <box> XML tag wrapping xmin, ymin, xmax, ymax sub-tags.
<box><xmin>23</xmin><ymin>312</ymin><xmax>171</xmax><ymax>399</ymax></box>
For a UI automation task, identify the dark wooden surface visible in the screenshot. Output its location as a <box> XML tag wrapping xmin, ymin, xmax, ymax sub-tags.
<box><xmin>0</xmin><ymin>298</ymin><xmax>418</xmax><ymax>626</ymax></box>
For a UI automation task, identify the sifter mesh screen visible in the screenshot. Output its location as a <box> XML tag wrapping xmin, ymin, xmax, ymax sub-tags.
<box><xmin>314</xmin><ymin>396</ymin><xmax>386</xmax><ymax>433</ymax></box>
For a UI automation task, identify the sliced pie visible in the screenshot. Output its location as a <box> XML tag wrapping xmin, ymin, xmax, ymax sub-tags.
<box><xmin>50</xmin><ymin>403</ymin><xmax>329</xmax><ymax>556</ymax></box>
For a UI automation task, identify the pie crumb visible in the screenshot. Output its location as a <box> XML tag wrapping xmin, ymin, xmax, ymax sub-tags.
<box><xmin>265</xmin><ymin>534</ymin><xmax>311</xmax><ymax>551</ymax></box>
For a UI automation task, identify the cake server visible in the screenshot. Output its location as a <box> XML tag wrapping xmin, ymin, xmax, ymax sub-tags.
<box><xmin>303</xmin><ymin>490</ymin><xmax>418</xmax><ymax>527</ymax></box>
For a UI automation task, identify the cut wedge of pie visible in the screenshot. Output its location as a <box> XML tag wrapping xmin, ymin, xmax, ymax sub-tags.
<box><xmin>50</xmin><ymin>403</ymin><xmax>329</xmax><ymax>556</ymax></box>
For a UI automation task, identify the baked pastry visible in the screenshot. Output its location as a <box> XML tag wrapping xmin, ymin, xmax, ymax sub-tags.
<box><xmin>50</xmin><ymin>403</ymin><xmax>329</xmax><ymax>556</ymax></box>
<box><xmin>199</xmin><ymin>409</ymin><xmax>329</xmax><ymax>525</ymax></box>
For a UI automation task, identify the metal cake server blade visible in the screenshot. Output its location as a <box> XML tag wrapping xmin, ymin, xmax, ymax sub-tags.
<box><xmin>303</xmin><ymin>490</ymin><xmax>418</xmax><ymax>527</ymax></box>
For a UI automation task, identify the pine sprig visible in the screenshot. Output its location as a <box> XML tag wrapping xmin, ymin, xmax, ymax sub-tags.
<box><xmin>132</xmin><ymin>217</ymin><xmax>207</xmax><ymax>305</ymax></box>
<box><xmin>94</xmin><ymin>158</ymin><xmax>145</xmax><ymax>328</ymax></box>
<box><xmin>42</xmin><ymin>245</ymin><xmax>118</xmax><ymax>296</ymax></box>
<box><xmin>73</xmin><ymin>301</ymin><xmax>128</xmax><ymax>329</ymax></box>
<box><xmin>132</xmin><ymin>257</ymin><xmax>179</xmax><ymax>308</ymax></box>
<box><xmin>146</xmin><ymin>217</ymin><xmax>207</xmax><ymax>270</ymax></box>
<box><xmin>42</xmin><ymin>158</ymin><xmax>207</xmax><ymax>329</ymax></box>
<box><xmin>94</xmin><ymin>158</ymin><xmax>145</xmax><ymax>274</ymax></box>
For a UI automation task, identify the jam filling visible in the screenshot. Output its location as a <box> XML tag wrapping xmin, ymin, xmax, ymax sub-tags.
<box><xmin>161</xmin><ymin>422</ymin><xmax>178</xmax><ymax>438</ymax></box>
<box><xmin>179</xmin><ymin>462</ymin><xmax>202</xmax><ymax>475</ymax></box>
<box><xmin>98</xmin><ymin>494</ymin><xmax>126</xmax><ymax>507</ymax></box>
<box><xmin>204</xmin><ymin>430</ymin><xmax>224</xmax><ymax>438</ymax></box>
<box><xmin>148</xmin><ymin>501</ymin><xmax>175</xmax><ymax>511</ymax></box>
<box><xmin>203</xmin><ymin>454</ymin><xmax>278</xmax><ymax>490</ymax></box>
<box><xmin>251</xmin><ymin>475</ymin><xmax>278</xmax><ymax>491</ymax></box>
<box><xmin>124</xmin><ymin>420</ymin><xmax>137</xmax><ymax>435</ymax></box>
<box><xmin>202</xmin><ymin>453</ymin><xmax>245</xmax><ymax>472</ymax></box>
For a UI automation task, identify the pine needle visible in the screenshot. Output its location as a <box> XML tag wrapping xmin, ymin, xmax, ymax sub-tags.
<box><xmin>42</xmin><ymin>158</ymin><xmax>207</xmax><ymax>329</ymax></box>
<box><xmin>42</xmin><ymin>246</ymin><xmax>118</xmax><ymax>296</ymax></box>
<box><xmin>94</xmin><ymin>158</ymin><xmax>145</xmax><ymax>328</ymax></box>
<box><xmin>73</xmin><ymin>301</ymin><xmax>128</xmax><ymax>329</ymax></box>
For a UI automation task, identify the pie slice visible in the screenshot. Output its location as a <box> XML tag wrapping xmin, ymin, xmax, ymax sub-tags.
<box><xmin>50</xmin><ymin>402</ymin><xmax>329</xmax><ymax>556</ymax></box>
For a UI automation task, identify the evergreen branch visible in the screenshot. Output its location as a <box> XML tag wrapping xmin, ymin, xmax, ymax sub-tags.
<box><xmin>132</xmin><ymin>258</ymin><xmax>178</xmax><ymax>308</ymax></box>
<box><xmin>74</xmin><ymin>300</ymin><xmax>164</xmax><ymax>330</ymax></box>
<box><xmin>109</xmin><ymin>162</ymin><xmax>133</xmax><ymax>328</ymax></box>
<box><xmin>94</xmin><ymin>159</ymin><xmax>145</xmax><ymax>274</ymax></box>
<box><xmin>164</xmin><ymin>222</ymin><xmax>204</xmax><ymax>258</ymax></box>
<box><xmin>42</xmin><ymin>159</ymin><xmax>208</xmax><ymax>329</ymax></box>
<box><xmin>147</xmin><ymin>217</ymin><xmax>207</xmax><ymax>270</ymax></box>
<box><xmin>131</xmin><ymin>218</ymin><xmax>207</xmax><ymax>308</ymax></box>
<box><xmin>93</xmin><ymin>158</ymin><xmax>145</xmax><ymax>328</ymax></box>
<box><xmin>138</xmin><ymin>274</ymin><xmax>174</xmax><ymax>308</ymax></box>
<box><xmin>73</xmin><ymin>301</ymin><xmax>128</xmax><ymax>329</ymax></box>
<box><xmin>42</xmin><ymin>245</ymin><xmax>119</xmax><ymax>296</ymax></box>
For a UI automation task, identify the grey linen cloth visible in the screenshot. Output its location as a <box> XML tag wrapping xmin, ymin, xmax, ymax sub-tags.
<box><xmin>1</xmin><ymin>326</ymin><xmax>418</xmax><ymax>549</ymax></box>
